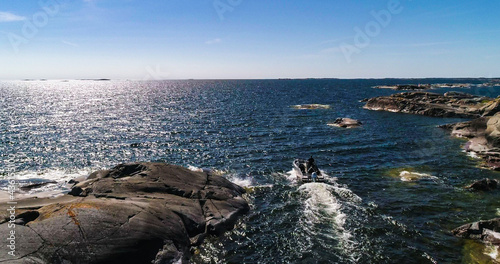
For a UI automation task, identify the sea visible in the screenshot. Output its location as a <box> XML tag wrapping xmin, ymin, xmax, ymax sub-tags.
<box><xmin>1</xmin><ymin>79</ymin><xmax>499</xmax><ymax>263</ymax></box>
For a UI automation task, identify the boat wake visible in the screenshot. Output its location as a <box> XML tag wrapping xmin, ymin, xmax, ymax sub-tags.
<box><xmin>286</xmin><ymin>169</ymin><xmax>337</xmax><ymax>184</ymax></box>
<box><xmin>297</xmin><ymin>181</ymin><xmax>363</xmax><ymax>262</ymax></box>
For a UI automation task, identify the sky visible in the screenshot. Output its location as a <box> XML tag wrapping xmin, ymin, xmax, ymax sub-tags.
<box><xmin>0</xmin><ymin>0</ymin><xmax>499</xmax><ymax>80</ymax></box>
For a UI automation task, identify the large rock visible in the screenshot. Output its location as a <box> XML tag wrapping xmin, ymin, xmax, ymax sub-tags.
<box><xmin>439</xmin><ymin>117</ymin><xmax>489</xmax><ymax>139</ymax></box>
<box><xmin>441</xmin><ymin>112</ymin><xmax>500</xmax><ymax>170</ymax></box>
<box><xmin>0</xmin><ymin>162</ymin><xmax>249</xmax><ymax>264</ymax></box>
<box><xmin>363</xmin><ymin>92</ymin><xmax>497</xmax><ymax>118</ymax></box>
<box><xmin>465</xmin><ymin>178</ymin><xmax>498</xmax><ymax>191</ymax></box>
<box><xmin>452</xmin><ymin>218</ymin><xmax>500</xmax><ymax>245</ymax></box>
<box><xmin>328</xmin><ymin>118</ymin><xmax>362</xmax><ymax>128</ymax></box>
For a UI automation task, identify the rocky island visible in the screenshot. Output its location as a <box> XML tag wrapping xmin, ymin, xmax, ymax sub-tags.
<box><xmin>363</xmin><ymin>91</ymin><xmax>499</xmax><ymax>118</ymax></box>
<box><xmin>0</xmin><ymin>162</ymin><xmax>249</xmax><ymax>264</ymax></box>
<box><xmin>373</xmin><ymin>83</ymin><xmax>472</xmax><ymax>90</ymax></box>
<box><xmin>292</xmin><ymin>104</ymin><xmax>331</xmax><ymax>110</ymax></box>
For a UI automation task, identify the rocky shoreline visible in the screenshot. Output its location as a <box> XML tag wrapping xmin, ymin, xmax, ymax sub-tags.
<box><xmin>372</xmin><ymin>83</ymin><xmax>472</xmax><ymax>90</ymax></box>
<box><xmin>364</xmin><ymin>90</ymin><xmax>500</xmax><ymax>253</ymax></box>
<box><xmin>0</xmin><ymin>162</ymin><xmax>249</xmax><ymax>264</ymax></box>
<box><xmin>363</xmin><ymin>91</ymin><xmax>500</xmax><ymax>118</ymax></box>
<box><xmin>372</xmin><ymin>79</ymin><xmax>500</xmax><ymax>90</ymax></box>
<box><xmin>363</xmin><ymin>91</ymin><xmax>500</xmax><ymax>170</ymax></box>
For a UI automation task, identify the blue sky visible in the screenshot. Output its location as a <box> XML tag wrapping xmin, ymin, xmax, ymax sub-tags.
<box><xmin>1</xmin><ymin>0</ymin><xmax>499</xmax><ymax>79</ymax></box>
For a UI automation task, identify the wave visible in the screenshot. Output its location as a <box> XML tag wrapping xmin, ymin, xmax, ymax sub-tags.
<box><xmin>188</xmin><ymin>165</ymin><xmax>270</xmax><ymax>189</ymax></box>
<box><xmin>0</xmin><ymin>167</ymin><xmax>93</xmax><ymax>200</ymax></box>
<box><xmin>298</xmin><ymin>181</ymin><xmax>363</xmax><ymax>262</ymax></box>
<box><xmin>4</xmin><ymin>168</ymin><xmax>91</xmax><ymax>182</ymax></box>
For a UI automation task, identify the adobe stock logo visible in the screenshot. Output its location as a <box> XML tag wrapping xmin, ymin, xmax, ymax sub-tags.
<box><xmin>7</xmin><ymin>0</ymin><xmax>63</xmax><ymax>53</ymax></box>
<box><xmin>340</xmin><ymin>0</ymin><xmax>409</xmax><ymax>63</ymax></box>
<box><xmin>213</xmin><ymin>0</ymin><xmax>243</xmax><ymax>21</ymax></box>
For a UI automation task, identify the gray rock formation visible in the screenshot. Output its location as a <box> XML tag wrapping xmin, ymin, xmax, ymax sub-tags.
<box><xmin>329</xmin><ymin>118</ymin><xmax>362</xmax><ymax>128</ymax></box>
<box><xmin>363</xmin><ymin>92</ymin><xmax>499</xmax><ymax>118</ymax></box>
<box><xmin>0</xmin><ymin>162</ymin><xmax>249</xmax><ymax>264</ymax></box>
<box><xmin>465</xmin><ymin>178</ymin><xmax>498</xmax><ymax>191</ymax></box>
<box><xmin>372</xmin><ymin>84</ymin><xmax>432</xmax><ymax>90</ymax></box>
<box><xmin>372</xmin><ymin>83</ymin><xmax>472</xmax><ymax>90</ymax></box>
<box><xmin>452</xmin><ymin>218</ymin><xmax>500</xmax><ymax>245</ymax></box>
<box><xmin>441</xmin><ymin>112</ymin><xmax>500</xmax><ymax>170</ymax></box>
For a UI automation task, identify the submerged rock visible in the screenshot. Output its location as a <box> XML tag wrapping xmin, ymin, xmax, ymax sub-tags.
<box><xmin>328</xmin><ymin>118</ymin><xmax>362</xmax><ymax>128</ymax></box>
<box><xmin>292</xmin><ymin>104</ymin><xmax>331</xmax><ymax>110</ymax></box>
<box><xmin>466</xmin><ymin>178</ymin><xmax>498</xmax><ymax>191</ymax></box>
<box><xmin>453</xmin><ymin>218</ymin><xmax>500</xmax><ymax>245</ymax></box>
<box><xmin>0</xmin><ymin>162</ymin><xmax>249</xmax><ymax>264</ymax></box>
<box><xmin>399</xmin><ymin>171</ymin><xmax>437</xmax><ymax>182</ymax></box>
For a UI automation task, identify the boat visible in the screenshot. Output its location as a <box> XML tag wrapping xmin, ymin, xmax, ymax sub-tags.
<box><xmin>293</xmin><ymin>158</ymin><xmax>325</xmax><ymax>183</ymax></box>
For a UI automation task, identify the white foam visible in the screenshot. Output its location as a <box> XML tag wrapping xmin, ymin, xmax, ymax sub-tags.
<box><xmin>484</xmin><ymin>245</ymin><xmax>500</xmax><ymax>262</ymax></box>
<box><xmin>466</xmin><ymin>151</ymin><xmax>480</xmax><ymax>159</ymax></box>
<box><xmin>7</xmin><ymin>168</ymin><xmax>91</xmax><ymax>183</ymax></box>
<box><xmin>332</xmin><ymin>186</ymin><xmax>363</xmax><ymax>204</ymax></box>
<box><xmin>286</xmin><ymin>169</ymin><xmax>299</xmax><ymax>183</ymax></box>
<box><xmin>188</xmin><ymin>165</ymin><xmax>258</xmax><ymax>188</ymax></box>
<box><xmin>226</xmin><ymin>175</ymin><xmax>253</xmax><ymax>188</ymax></box>
<box><xmin>0</xmin><ymin>168</ymin><xmax>93</xmax><ymax>198</ymax></box>
<box><xmin>187</xmin><ymin>165</ymin><xmax>212</xmax><ymax>174</ymax></box>
<box><xmin>298</xmin><ymin>183</ymin><xmax>352</xmax><ymax>239</ymax></box>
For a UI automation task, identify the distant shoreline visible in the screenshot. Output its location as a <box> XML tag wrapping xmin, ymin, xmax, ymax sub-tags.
<box><xmin>1</xmin><ymin>77</ymin><xmax>500</xmax><ymax>82</ymax></box>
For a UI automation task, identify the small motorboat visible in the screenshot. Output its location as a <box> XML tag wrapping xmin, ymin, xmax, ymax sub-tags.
<box><xmin>293</xmin><ymin>158</ymin><xmax>325</xmax><ymax>183</ymax></box>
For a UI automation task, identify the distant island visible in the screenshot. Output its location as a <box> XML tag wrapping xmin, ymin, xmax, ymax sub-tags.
<box><xmin>373</xmin><ymin>79</ymin><xmax>500</xmax><ymax>90</ymax></box>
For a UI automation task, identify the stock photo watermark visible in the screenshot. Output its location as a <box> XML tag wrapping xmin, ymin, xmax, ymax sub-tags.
<box><xmin>7</xmin><ymin>0</ymin><xmax>63</xmax><ymax>53</ymax></box>
<box><xmin>143</xmin><ymin>65</ymin><xmax>170</xmax><ymax>81</ymax></box>
<box><xmin>6</xmin><ymin>179</ymin><xmax>17</xmax><ymax>257</ymax></box>
<box><xmin>213</xmin><ymin>0</ymin><xmax>243</xmax><ymax>21</ymax></box>
<box><xmin>340</xmin><ymin>0</ymin><xmax>409</xmax><ymax>63</ymax></box>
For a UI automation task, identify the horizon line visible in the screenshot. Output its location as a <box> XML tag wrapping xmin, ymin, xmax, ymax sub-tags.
<box><xmin>2</xmin><ymin>77</ymin><xmax>500</xmax><ymax>82</ymax></box>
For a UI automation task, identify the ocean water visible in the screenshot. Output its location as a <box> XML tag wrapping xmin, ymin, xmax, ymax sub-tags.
<box><xmin>1</xmin><ymin>79</ymin><xmax>500</xmax><ymax>263</ymax></box>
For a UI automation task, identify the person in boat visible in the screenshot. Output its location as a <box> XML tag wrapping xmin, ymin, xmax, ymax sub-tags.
<box><xmin>298</xmin><ymin>163</ymin><xmax>306</xmax><ymax>174</ymax></box>
<box><xmin>307</xmin><ymin>156</ymin><xmax>315</xmax><ymax>173</ymax></box>
<box><xmin>311</xmin><ymin>171</ymin><xmax>317</xmax><ymax>182</ymax></box>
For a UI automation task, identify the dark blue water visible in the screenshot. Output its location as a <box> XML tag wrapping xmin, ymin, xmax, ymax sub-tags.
<box><xmin>1</xmin><ymin>79</ymin><xmax>499</xmax><ymax>263</ymax></box>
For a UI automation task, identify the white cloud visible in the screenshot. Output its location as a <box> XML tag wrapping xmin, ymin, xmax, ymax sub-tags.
<box><xmin>205</xmin><ymin>38</ymin><xmax>222</xmax><ymax>45</ymax></box>
<box><xmin>0</xmin><ymin>11</ymin><xmax>26</xmax><ymax>22</ymax></box>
